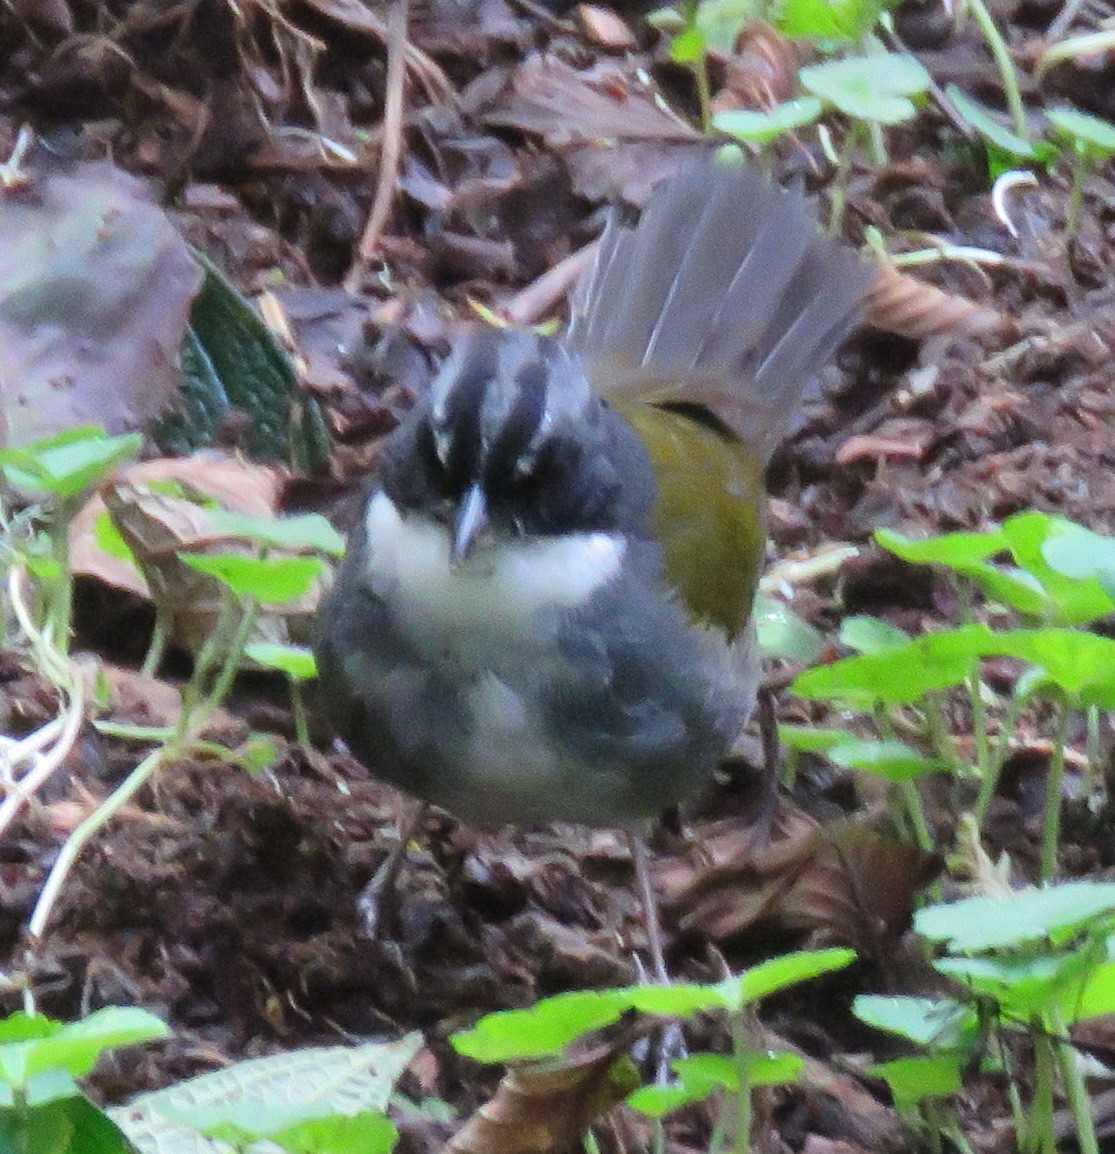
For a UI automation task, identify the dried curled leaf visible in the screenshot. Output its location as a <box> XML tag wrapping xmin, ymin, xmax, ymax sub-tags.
<box><xmin>712</xmin><ymin>22</ymin><xmax>805</xmax><ymax>114</ymax></box>
<box><xmin>448</xmin><ymin>1038</ymin><xmax>640</xmax><ymax>1154</ymax></box>
<box><xmin>70</xmin><ymin>453</ymin><xmax>322</xmax><ymax>655</ymax></box>
<box><xmin>866</xmin><ymin>259</ymin><xmax>1005</xmax><ymax>340</ymax></box>
<box><xmin>661</xmin><ymin>808</ymin><xmax>941</xmax><ymax>959</ymax></box>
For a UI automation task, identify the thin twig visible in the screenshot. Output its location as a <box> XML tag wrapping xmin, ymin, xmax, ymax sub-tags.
<box><xmin>501</xmin><ymin>241</ymin><xmax>601</xmax><ymax>328</ymax></box>
<box><xmin>346</xmin><ymin>0</ymin><xmax>410</xmax><ymax>292</ymax></box>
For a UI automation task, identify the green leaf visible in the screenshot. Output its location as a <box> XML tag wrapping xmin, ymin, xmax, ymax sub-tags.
<box><xmin>990</xmin><ymin>628</ymin><xmax>1115</xmax><ymax>707</ymax></box>
<box><xmin>869</xmin><ymin>1054</ymin><xmax>964</xmax><ymax>1106</ymax></box>
<box><xmin>179</xmin><ymin>552</ymin><xmax>323</xmax><ymax>603</ymax></box>
<box><xmin>229</xmin><ymin>734</ymin><xmax>283</xmax><ymax>776</ymax></box>
<box><xmin>853</xmin><ymin>995</ymin><xmax>978</xmax><ymax>1049</ymax></box>
<box><xmin>270</xmin><ymin>1110</ymin><xmax>397</xmax><ymax>1154</ymax></box>
<box><xmin>732</xmin><ymin>947</ymin><xmax>856</xmax><ymax>1007</ymax></box>
<box><xmin>839</xmin><ymin>615</ymin><xmax>909</xmax><ymax>654</ymax></box>
<box><xmin>828</xmin><ymin>740</ymin><xmax>945</xmax><ymax>782</ymax></box>
<box><xmin>245</xmin><ymin>643</ymin><xmax>318</xmax><ymax>681</ymax></box>
<box><xmin>0</xmin><ymin>427</ymin><xmax>142</xmax><ymax>501</ymax></box>
<box><xmin>755</xmin><ymin>594</ymin><xmax>825</xmax><ymax>662</ymax></box>
<box><xmin>687</xmin><ymin>0</ymin><xmax>768</xmax><ymax>53</ymax></box>
<box><xmin>186</xmin><ymin>251</ymin><xmax>329</xmax><ymax>468</ymax></box>
<box><xmin>791</xmin><ymin>624</ymin><xmax>992</xmax><ymax>705</ymax></box>
<box><xmin>946</xmin><ymin>85</ymin><xmax>1034</xmax><ymax>158</ymax></box>
<box><xmin>744</xmin><ymin>1050</ymin><xmax>803</xmax><ymax>1086</ymax></box>
<box><xmin>778</xmin><ymin>725</ymin><xmax>858</xmax><ymax>753</ymax></box>
<box><xmin>1047</xmin><ymin>106</ymin><xmax>1115</xmax><ymax>159</ymax></box>
<box><xmin>915</xmin><ymin>882</ymin><xmax>1115</xmax><ymax>952</ymax></box>
<box><xmin>774</xmin><ymin>0</ymin><xmax>884</xmax><ymax>39</ymax></box>
<box><xmin>876</xmin><ymin>526</ymin><xmax>1049</xmax><ymax>617</ymax></box>
<box><xmin>0</xmin><ymin>1008</ymin><xmax>167</xmax><ymax>1090</ymax></box>
<box><xmin>1071</xmin><ymin>962</ymin><xmax>1115</xmax><ymax>1023</ymax></box>
<box><xmin>450</xmin><ymin>991</ymin><xmax>633</xmax><ymax>1062</ymax></box>
<box><xmin>670</xmin><ymin>26</ymin><xmax>707</xmax><ymax>63</ymax></box>
<box><xmin>0</xmin><ymin>1092</ymin><xmax>140</xmax><ymax>1154</ymax></box>
<box><xmin>714</xmin><ymin>97</ymin><xmax>823</xmax><ymax>143</ymax></box>
<box><xmin>800</xmin><ymin>54</ymin><xmax>930</xmax><ymax>125</ymax></box>
<box><xmin>205</xmin><ymin>509</ymin><xmax>345</xmax><ymax>557</ymax></box>
<box><xmin>1002</xmin><ymin>511</ymin><xmax>1115</xmax><ymax>624</ymax></box>
<box><xmin>936</xmin><ymin>950</ymin><xmax>1095</xmax><ymax>1019</ymax></box>
<box><xmin>115</xmin><ymin>1036</ymin><xmax>421</xmax><ymax>1153</ymax></box>
<box><xmin>93</xmin><ymin>510</ymin><xmax>137</xmax><ymax>565</ymax></box>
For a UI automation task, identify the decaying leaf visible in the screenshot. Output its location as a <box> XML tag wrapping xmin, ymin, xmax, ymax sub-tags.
<box><xmin>448</xmin><ymin>1036</ymin><xmax>640</xmax><ymax>1154</ymax></box>
<box><xmin>69</xmin><ymin>454</ymin><xmax>323</xmax><ymax>655</ymax></box>
<box><xmin>661</xmin><ymin>808</ymin><xmax>941</xmax><ymax>959</ymax></box>
<box><xmin>866</xmin><ymin>260</ymin><xmax>1005</xmax><ymax>340</ymax></box>
<box><xmin>0</xmin><ymin>162</ymin><xmax>203</xmax><ymax>447</ymax></box>
<box><xmin>480</xmin><ymin>54</ymin><xmax>705</xmax><ymax>203</ymax></box>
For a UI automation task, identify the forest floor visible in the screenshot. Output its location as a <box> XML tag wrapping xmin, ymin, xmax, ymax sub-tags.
<box><xmin>2</xmin><ymin>0</ymin><xmax>1115</xmax><ymax>1151</ymax></box>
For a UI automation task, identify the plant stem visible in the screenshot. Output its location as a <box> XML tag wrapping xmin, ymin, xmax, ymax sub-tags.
<box><xmin>1039</xmin><ymin>701</ymin><xmax>1072</xmax><ymax>884</ymax></box>
<box><xmin>196</xmin><ymin>597</ymin><xmax>260</xmax><ymax>724</ymax></box>
<box><xmin>291</xmin><ymin>682</ymin><xmax>311</xmax><ymax>751</ymax></box>
<box><xmin>49</xmin><ymin>504</ymin><xmax>75</xmax><ymax>655</ymax></box>
<box><xmin>728</xmin><ymin>1011</ymin><xmax>753</xmax><ymax>1154</ymax></box>
<box><xmin>28</xmin><ymin>743</ymin><xmax>168</xmax><ymax>938</ymax></box>
<box><xmin>827</xmin><ymin>123</ymin><xmax>862</xmax><ymax>234</ymax></box>
<box><xmin>900</xmin><ymin>780</ymin><xmax>935</xmax><ymax>852</ymax></box>
<box><xmin>140</xmin><ymin>604</ymin><xmax>171</xmax><ymax>678</ymax></box>
<box><xmin>1029</xmin><ymin>1024</ymin><xmax>1056</xmax><ymax>1154</ymax></box>
<box><xmin>1065</xmin><ymin>152</ymin><xmax>1085</xmax><ymax>238</ymax></box>
<box><xmin>964</xmin><ymin>0</ymin><xmax>1027</xmax><ymax>139</ymax></box>
<box><xmin>1084</xmin><ymin>705</ymin><xmax>1102</xmax><ymax>793</ymax></box>
<box><xmin>1051</xmin><ymin>1006</ymin><xmax>1099</xmax><ymax>1154</ymax></box>
<box><xmin>923</xmin><ymin>692</ymin><xmax>959</xmax><ymax>770</ymax></box>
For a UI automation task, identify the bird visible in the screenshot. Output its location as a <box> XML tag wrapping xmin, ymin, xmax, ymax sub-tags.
<box><xmin>315</xmin><ymin>155</ymin><xmax>874</xmax><ymax>977</ymax></box>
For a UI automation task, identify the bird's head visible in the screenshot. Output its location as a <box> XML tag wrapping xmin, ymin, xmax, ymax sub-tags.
<box><xmin>380</xmin><ymin>326</ymin><xmax>653</xmax><ymax>563</ymax></box>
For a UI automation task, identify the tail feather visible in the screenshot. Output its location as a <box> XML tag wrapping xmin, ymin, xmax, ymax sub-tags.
<box><xmin>570</xmin><ymin>158</ymin><xmax>873</xmax><ymax>461</ymax></box>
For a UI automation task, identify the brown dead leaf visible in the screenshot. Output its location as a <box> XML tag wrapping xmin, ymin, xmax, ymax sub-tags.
<box><xmin>70</xmin><ymin>454</ymin><xmax>321</xmax><ymax>655</ymax></box>
<box><xmin>661</xmin><ymin>808</ymin><xmax>940</xmax><ymax>959</ymax></box>
<box><xmin>448</xmin><ymin>1037</ymin><xmax>641</xmax><ymax>1154</ymax></box>
<box><xmin>866</xmin><ymin>259</ymin><xmax>1005</xmax><ymax>340</ymax></box>
<box><xmin>835</xmin><ymin>418</ymin><xmax>939</xmax><ymax>465</ymax></box>
<box><xmin>711</xmin><ymin>22</ymin><xmax>805</xmax><ymax>114</ymax></box>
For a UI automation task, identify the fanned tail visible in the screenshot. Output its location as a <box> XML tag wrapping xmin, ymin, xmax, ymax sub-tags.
<box><xmin>570</xmin><ymin>158</ymin><xmax>873</xmax><ymax>461</ymax></box>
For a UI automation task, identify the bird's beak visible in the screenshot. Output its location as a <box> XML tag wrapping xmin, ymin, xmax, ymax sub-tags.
<box><xmin>450</xmin><ymin>483</ymin><xmax>489</xmax><ymax>568</ymax></box>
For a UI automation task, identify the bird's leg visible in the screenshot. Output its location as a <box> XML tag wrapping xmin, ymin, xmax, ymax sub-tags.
<box><xmin>628</xmin><ymin>827</ymin><xmax>686</xmax><ymax>1084</ymax></box>
<box><xmin>358</xmin><ymin>798</ymin><xmax>427</xmax><ymax>939</ymax></box>
<box><xmin>628</xmin><ymin>828</ymin><xmax>670</xmax><ymax>984</ymax></box>
<box><xmin>753</xmin><ymin>687</ymin><xmax>782</xmax><ymax>845</ymax></box>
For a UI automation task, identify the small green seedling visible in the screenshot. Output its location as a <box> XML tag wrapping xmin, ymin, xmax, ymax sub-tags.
<box><xmin>0</xmin><ymin>425</ymin><xmax>142</xmax><ymax>652</ymax></box>
<box><xmin>799</xmin><ymin>52</ymin><xmax>929</xmax><ymax>225</ymax></box>
<box><xmin>913</xmin><ymin>883</ymin><xmax>1115</xmax><ymax>1154</ymax></box>
<box><xmin>245</xmin><ymin>642</ymin><xmax>318</xmax><ymax>750</ymax></box>
<box><xmin>1046</xmin><ymin>107</ymin><xmax>1115</xmax><ymax>236</ymax></box>
<box><xmin>27</xmin><ymin>507</ymin><xmax>341</xmax><ymax>941</ymax></box>
<box><xmin>713</xmin><ymin>97</ymin><xmax>823</xmax><ymax>147</ymax></box>
<box><xmin>788</xmin><ymin>511</ymin><xmax>1115</xmax><ymax>884</ymax></box>
<box><xmin>0</xmin><ymin>1005</ymin><xmax>166</xmax><ymax>1153</ymax></box>
<box><xmin>945</xmin><ymin>84</ymin><xmax>1052</xmax><ymax>181</ymax></box>
<box><xmin>452</xmin><ymin>948</ymin><xmax>855</xmax><ymax>1150</ymax></box>
<box><xmin>853</xmin><ymin>994</ymin><xmax>979</xmax><ymax>1145</ymax></box>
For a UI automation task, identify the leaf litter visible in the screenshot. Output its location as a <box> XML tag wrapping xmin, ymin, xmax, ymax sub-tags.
<box><xmin>1</xmin><ymin>0</ymin><xmax>1115</xmax><ymax>1151</ymax></box>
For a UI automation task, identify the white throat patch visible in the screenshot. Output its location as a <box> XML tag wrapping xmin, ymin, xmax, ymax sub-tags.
<box><xmin>362</xmin><ymin>491</ymin><xmax>625</xmax><ymax>633</ymax></box>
